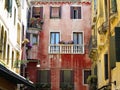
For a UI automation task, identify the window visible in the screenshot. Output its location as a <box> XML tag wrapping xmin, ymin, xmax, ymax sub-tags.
<box><xmin>94</xmin><ymin>0</ymin><xmax>97</xmax><ymax>11</ymax></box>
<box><xmin>50</xmin><ymin>6</ymin><xmax>61</xmax><ymax>18</ymax></box>
<box><xmin>104</xmin><ymin>54</ymin><xmax>108</xmax><ymax>80</ymax></box>
<box><xmin>73</xmin><ymin>32</ymin><xmax>83</xmax><ymax>44</ymax></box>
<box><xmin>37</xmin><ymin>70</ymin><xmax>51</xmax><ymax>89</ymax></box>
<box><xmin>50</xmin><ymin>32</ymin><xmax>60</xmax><ymax>44</ymax></box>
<box><xmin>104</xmin><ymin>0</ymin><xmax>108</xmax><ymax>19</ymax></box>
<box><xmin>5</xmin><ymin>0</ymin><xmax>12</xmax><ymax>16</ymax></box>
<box><xmin>83</xmin><ymin>70</ymin><xmax>91</xmax><ymax>84</ymax></box>
<box><xmin>32</xmin><ymin>6</ymin><xmax>43</xmax><ymax>18</ymax></box>
<box><xmin>26</xmin><ymin>33</ymin><xmax>38</xmax><ymax>45</ymax></box>
<box><xmin>60</xmin><ymin>70</ymin><xmax>74</xmax><ymax>89</ymax></box>
<box><xmin>32</xmin><ymin>34</ymin><xmax>38</xmax><ymax>45</ymax></box>
<box><xmin>70</xmin><ymin>6</ymin><xmax>81</xmax><ymax>19</ymax></box>
<box><xmin>111</xmin><ymin>0</ymin><xmax>117</xmax><ymax>13</ymax></box>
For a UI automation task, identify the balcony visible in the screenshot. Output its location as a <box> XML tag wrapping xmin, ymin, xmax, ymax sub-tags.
<box><xmin>98</xmin><ymin>21</ymin><xmax>108</xmax><ymax>34</ymax></box>
<box><xmin>28</xmin><ymin>18</ymin><xmax>44</xmax><ymax>30</ymax></box>
<box><xmin>88</xmin><ymin>36</ymin><xmax>97</xmax><ymax>59</ymax></box>
<box><xmin>48</xmin><ymin>44</ymin><xmax>84</xmax><ymax>54</ymax></box>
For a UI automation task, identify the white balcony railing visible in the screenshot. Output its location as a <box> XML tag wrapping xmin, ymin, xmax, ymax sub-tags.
<box><xmin>49</xmin><ymin>44</ymin><xmax>84</xmax><ymax>54</ymax></box>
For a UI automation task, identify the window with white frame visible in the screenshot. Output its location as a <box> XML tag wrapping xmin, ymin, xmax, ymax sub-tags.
<box><xmin>50</xmin><ymin>32</ymin><xmax>60</xmax><ymax>44</ymax></box>
<box><xmin>73</xmin><ymin>32</ymin><xmax>83</xmax><ymax>44</ymax></box>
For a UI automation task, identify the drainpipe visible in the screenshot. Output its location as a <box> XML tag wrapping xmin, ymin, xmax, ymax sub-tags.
<box><xmin>107</xmin><ymin>0</ymin><xmax>111</xmax><ymax>88</ymax></box>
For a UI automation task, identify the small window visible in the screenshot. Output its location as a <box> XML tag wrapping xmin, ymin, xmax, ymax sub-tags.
<box><xmin>71</xmin><ymin>6</ymin><xmax>81</xmax><ymax>19</ymax></box>
<box><xmin>50</xmin><ymin>6</ymin><xmax>61</xmax><ymax>18</ymax></box>
<box><xmin>32</xmin><ymin>34</ymin><xmax>38</xmax><ymax>45</ymax></box>
<box><xmin>83</xmin><ymin>70</ymin><xmax>91</xmax><ymax>84</ymax></box>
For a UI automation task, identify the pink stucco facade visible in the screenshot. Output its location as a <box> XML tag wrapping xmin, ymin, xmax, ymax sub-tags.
<box><xmin>26</xmin><ymin>1</ymin><xmax>92</xmax><ymax>90</ymax></box>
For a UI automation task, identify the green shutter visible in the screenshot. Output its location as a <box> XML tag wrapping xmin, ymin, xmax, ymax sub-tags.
<box><xmin>115</xmin><ymin>27</ymin><xmax>120</xmax><ymax>62</ymax></box>
<box><xmin>110</xmin><ymin>36</ymin><xmax>116</xmax><ymax>69</ymax></box>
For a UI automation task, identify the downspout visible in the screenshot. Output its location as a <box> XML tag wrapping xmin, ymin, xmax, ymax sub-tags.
<box><xmin>107</xmin><ymin>0</ymin><xmax>111</xmax><ymax>88</ymax></box>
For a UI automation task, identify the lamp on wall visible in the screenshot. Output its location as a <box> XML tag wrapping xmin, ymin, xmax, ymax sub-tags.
<box><xmin>36</xmin><ymin>60</ymin><xmax>40</xmax><ymax>68</ymax></box>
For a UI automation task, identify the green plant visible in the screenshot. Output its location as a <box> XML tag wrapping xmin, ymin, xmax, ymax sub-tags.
<box><xmin>87</xmin><ymin>75</ymin><xmax>97</xmax><ymax>90</ymax></box>
<box><xmin>14</xmin><ymin>60</ymin><xmax>28</xmax><ymax>68</ymax></box>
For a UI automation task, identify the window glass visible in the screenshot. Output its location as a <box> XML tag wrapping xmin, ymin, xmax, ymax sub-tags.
<box><xmin>32</xmin><ymin>34</ymin><xmax>38</xmax><ymax>45</ymax></box>
<box><xmin>50</xmin><ymin>32</ymin><xmax>60</xmax><ymax>44</ymax></box>
<box><xmin>73</xmin><ymin>32</ymin><xmax>83</xmax><ymax>44</ymax></box>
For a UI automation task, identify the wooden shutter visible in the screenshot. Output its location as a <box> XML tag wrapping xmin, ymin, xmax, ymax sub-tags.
<box><xmin>110</xmin><ymin>36</ymin><xmax>116</xmax><ymax>69</ymax></box>
<box><xmin>60</xmin><ymin>70</ymin><xmax>64</xmax><ymax>82</ymax></box>
<box><xmin>37</xmin><ymin>70</ymin><xmax>41</xmax><ymax>82</ymax></box>
<box><xmin>40</xmin><ymin>7</ymin><xmax>43</xmax><ymax>19</ymax></box>
<box><xmin>47</xmin><ymin>70</ymin><xmax>51</xmax><ymax>83</ymax></box>
<box><xmin>71</xmin><ymin>70</ymin><xmax>74</xmax><ymax>83</ymax></box>
<box><xmin>59</xmin><ymin>6</ymin><xmax>61</xmax><ymax>19</ymax></box>
<box><xmin>115</xmin><ymin>27</ymin><xmax>120</xmax><ymax>62</ymax></box>
<box><xmin>104</xmin><ymin>54</ymin><xmax>108</xmax><ymax>80</ymax></box>
<box><xmin>50</xmin><ymin>6</ymin><xmax>52</xmax><ymax>18</ymax></box>
<box><xmin>78</xmin><ymin>7</ymin><xmax>81</xmax><ymax>19</ymax></box>
<box><xmin>70</xmin><ymin>7</ymin><xmax>74</xmax><ymax>19</ymax></box>
<box><xmin>94</xmin><ymin>65</ymin><xmax>97</xmax><ymax>76</ymax></box>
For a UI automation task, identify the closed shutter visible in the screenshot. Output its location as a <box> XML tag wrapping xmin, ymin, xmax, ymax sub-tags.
<box><xmin>115</xmin><ymin>27</ymin><xmax>120</xmax><ymax>62</ymax></box>
<box><xmin>37</xmin><ymin>70</ymin><xmax>41</xmax><ymax>82</ymax></box>
<box><xmin>70</xmin><ymin>7</ymin><xmax>74</xmax><ymax>19</ymax></box>
<box><xmin>104</xmin><ymin>54</ymin><xmax>108</xmax><ymax>80</ymax></box>
<box><xmin>47</xmin><ymin>70</ymin><xmax>51</xmax><ymax>83</ymax></box>
<box><xmin>78</xmin><ymin>7</ymin><xmax>81</xmax><ymax>19</ymax></box>
<box><xmin>94</xmin><ymin>65</ymin><xmax>97</xmax><ymax>76</ymax></box>
<box><xmin>60</xmin><ymin>70</ymin><xmax>64</xmax><ymax>82</ymax></box>
<box><xmin>59</xmin><ymin>6</ymin><xmax>61</xmax><ymax>19</ymax></box>
<box><xmin>40</xmin><ymin>7</ymin><xmax>43</xmax><ymax>19</ymax></box>
<box><xmin>50</xmin><ymin>6</ymin><xmax>52</xmax><ymax>18</ymax></box>
<box><xmin>110</xmin><ymin>36</ymin><xmax>116</xmax><ymax>69</ymax></box>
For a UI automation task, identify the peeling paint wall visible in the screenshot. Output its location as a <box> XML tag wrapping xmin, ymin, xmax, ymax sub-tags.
<box><xmin>27</xmin><ymin>2</ymin><xmax>92</xmax><ymax>90</ymax></box>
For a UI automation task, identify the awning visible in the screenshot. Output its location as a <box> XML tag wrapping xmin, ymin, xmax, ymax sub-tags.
<box><xmin>0</xmin><ymin>64</ymin><xmax>35</xmax><ymax>88</ymax></box>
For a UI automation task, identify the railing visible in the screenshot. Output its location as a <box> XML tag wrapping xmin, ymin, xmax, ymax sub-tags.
<box><xmin>49</xmin><ymin>44</ymin><xmax>84</xmax><ymax>54</ymax></box>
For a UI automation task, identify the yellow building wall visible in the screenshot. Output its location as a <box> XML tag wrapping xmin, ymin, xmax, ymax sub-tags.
<box><xmin>92</xmin><ymin>0</ymin><xmax>120</xmax><ymax>89</ymax></box>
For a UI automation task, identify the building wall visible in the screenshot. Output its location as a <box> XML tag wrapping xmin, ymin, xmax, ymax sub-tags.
<box><xmin>27</xmin><ymin>1</ymin><xmax>92</xmax><ymax>90</ymax></box>
<box><xmin>90</xmin><ymin>0</ymin><xmax>120</xmax><ymax>90</ymax></box>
